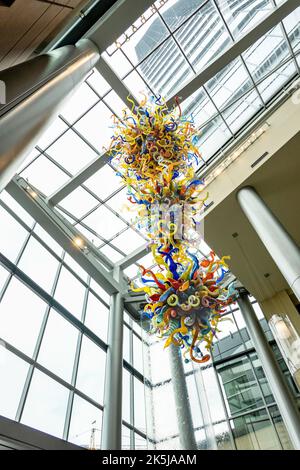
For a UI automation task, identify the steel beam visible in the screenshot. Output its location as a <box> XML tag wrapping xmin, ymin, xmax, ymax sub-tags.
<box><xmin>6</xmin><ymin>177</ymin><xmax>121</xmax><ymax>295</ymax></box>
<box><xmin>166</xmin><ymin>0</ymin><xmax>300</xmax><ymax>107</ymax></box>
<box><xmin>95</xmin><ymin>55</ymin><xmax>139</xmax><ymax>108</ymax></box>
<box><xmin>101</xmin><ymin>266</ymin><xmax>124</xmax><ymax>449</ymax></box>
<box><xmin>115</xmin><ymin>243</ymin><xmax>149</xmax><ymax>270</ymax></box>
<box><xmin>86</xmin><ymin>0</ymin><xmax>154</xmax><ymax>52</ymax></box>
<box><xmin>48</xmin><ymin>152</ymin><xmax>110</xmax><ymax>205</ymax></box>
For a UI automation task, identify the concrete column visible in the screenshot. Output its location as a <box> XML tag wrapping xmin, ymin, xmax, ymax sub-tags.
<box><xmin>169</xmin><ymin>343</ymin><xmax>198</xmax><ymax>450</ymax></box>
<box><xmin>237</xmin><ymin>289</ymin><xmax>300</xmax><ymax>449</ymax></box>
<box><xmin>237</xmin><ymin>186</ymin><xmax>300</xmax><ymax>301</ymax></box>
<box><xmin>101</xmin><ymin>268</ymin><xmax>124</xmax><ymax>450</ymax></box>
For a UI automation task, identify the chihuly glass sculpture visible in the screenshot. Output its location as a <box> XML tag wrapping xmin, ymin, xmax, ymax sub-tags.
<box><xmin>108</xmin><ymin>96</ymin><xmax>237</xmax><ymax>363</ymax></box>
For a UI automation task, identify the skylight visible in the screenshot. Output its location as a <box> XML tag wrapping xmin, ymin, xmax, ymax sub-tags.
<box><xmin>16</xmin><ymin>0</ymin><xmax>300</xmax><ymax>268</ymax></box>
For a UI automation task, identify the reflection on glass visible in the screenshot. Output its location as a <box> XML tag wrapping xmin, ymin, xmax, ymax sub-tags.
<box><xmin>137</xmin><ymin>36</ymin><xmax>194</xmax><ymax>99</ymax></box>
<box><xmin>159</xmin><ymin>0</ymin><xmax>206</xmax><ymax>32</ymax></box>
<box><xmin>243</xmin><ymin>25</ymin><xmax>290</xmax><ymax>84</ymax></box>
<box><xmin>217</xmin><ymin>356</ymin><xmax>264</xmax><ymax>416</ymax></box>
<box><xmin>216</xmin><ymin>0</ymin><xmax>273</xmax><ymax>40</ymax></box>
<box><xmin>269</xmin><ymin>405</ymin><xmax>293</xmax><ymax>450</ymax></box>
<box><xmin>122</xmin><ymin>12</ymin><xmax>169</xmax><ymax>66</ymax></box>
<box><xmin>231</xmin><ymin>408</ymin><xmax>281</xmax><ymax>450</ymax></box>
<box><xmin>174</xmin><ymin>0</ymin><xmax>232</xmax><ymax>73</ymax></box>
<box><xmin>214</xmin><ymin>421</ymin><xmax>233</xmax><ymax>450</ymax></box>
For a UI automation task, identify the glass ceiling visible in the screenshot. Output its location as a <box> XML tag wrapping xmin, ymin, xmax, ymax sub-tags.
<box><xmin>16</xmin><ymin>0</ymin><xmax>300</xmax><ymax>275</ymax></box>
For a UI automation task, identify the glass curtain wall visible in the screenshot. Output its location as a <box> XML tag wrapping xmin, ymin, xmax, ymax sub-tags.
<box><xmin>0</xmin><ymin>184</ymin><xmax>299</xmax><ymax>450</ymax></box>
<box><xmin>1</xmin><ymin>0</ymin><xmax>300</xmax><ymax>452</ymax></box>
<box><xmin>141</xmin><ymin>299</ymin><xmax>299</xmax><ymax>450</ymax></box>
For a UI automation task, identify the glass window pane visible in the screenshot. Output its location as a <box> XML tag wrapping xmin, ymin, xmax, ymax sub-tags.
<box><xmin>82</xmin><ymin>205</ymin><xmax>127</xmax><ymax>240</ymax></box>
<box><xmin>54</xmin><ymin>267</ymin><xmax>86</xmax><ymax>320</ymax></box>
<box><xmin>174</xmin><ymin>0</ymin><xmax>232</xmax><ymax>74</ymax></box>
<box><xmin>283</xmin><ymin>7</ymin><xmax>300</xmax><ymax>54</ymax></box>
<box><xmin>122</xmin><ymin>425</ymin><xmax>131</xmax><ymax>450</ymax></box>
<box><xmin>86</xmin><ymin>69</ymin><xmax>111</xmax><ymax>96</ymax></box>
<box><xmin>122</xmin><ymin>12</ymin><xmax>169</xmax><ymax>65</ymax></box>
<box><xmin>123</xmin><ymin>324</ymin><xmax>131</xmax><ymax>364</ymax></box>
<box><xmin>0</xmin><ymin>191</ymin><xmax>34</xmax><ymax>227</ymax></box>
<box><xmin>18</xmin><ymin>237</ymin><xmax>59</xmax><ymax>294</ymax></box>
<box><xmin>74</xmin><ymin>101</ymin><xmax>114</xmax><ymax>151</ymax></box>
<box><xmin>133</xmin><ymin>377</ymin><xmax>146</xmax><ymax>432</ymax></box>
<box><xmin>0</xmin><ymin>206</ymin><xmax>29</xmax><ymax>262</ymax></box>
<box><xmin>76</xmin><ymin>336</ymin><xmax>106</xmax><ymax>404</ymax></box>
<box><xmin>33</xmin><ymin>225</ymin><xmax>63</xmax><ymax>257</ymax></box>
<box><xmin>159</xmin><ymin>0</ymin><xmax>206</xmax><ymax>32</ymax></box>
<box><xmin>85</xmin><ymin>164</ymin><xmax>122</xmax><ymax>201</ymax></box>
<box><xmin>64</xmin><ymin>253</ymin><xmax>89</xmax><ymax>283</ymax></box>
<box><xmin>0</xmin><ymin>278</ymin><xmax>46</xmax><ymax>356</ymax></box>
<box><xmin>35</xmin><ymin>117</ymin><xmax>68</xmax><ymax>150</ymax></box>
<box><xmin>84</xmin><ymin>292</ymin><xmax>109</xmax><ymax>343</ymax></box>
<box><xmin>89</xmin><ymin>279</ymin><xmax>110</xmax><ymax>304</ymax></box>
<box><xmin>214</xmin><ymin>421</ymin><xmax>233</xmax><ymax>450</ymax></box>
<box><xmin>68</xmin><ymin>394</ymin><xmax>102</xmax><ymax>449</ymax></box>
<box><xmin>105</xmin><ymin>187</ymin><xmax>135</xmax><ymax>223</ymax></box>
<box><xmin>217</xmin><ymin>356</ymin><xmax>264</xmax><ymax>416</ymax></box>
<box><xmin>133</xmin><ymin>333</ymin><xmax>144</xmax><ymax>374</ymax></box>
<box><xmin>0</xmin><ymin>347</ymin><xmax>29</xmax><ymax>420</ymax></box>
<box><xmin>20</xmin><ymin>155</ymin><xmax>69</xmax><ymax>196</ymax></box>
<box><xmin>257</xmin><ymin>59</ymin><xmax>296</xmax><ymax>103</ymax></box>
<box><xmin>111</xmin><ymin>229</ymin><xmax>146</xmax><ymax>254</ymax></box>
<box><xmin>269</xmin><ymin>405</ymin><xmax>293</xmax><ymax>450</ymax></box>
<box><xmin>21</xmin><ymin>369</ymin><xmax>69</xmax><ymax>439</ymax></box>
<box><xmin>123</xmin><ymin>368</ymin><xmax>131</xmax><ymax>424</ymax></box>
<box><xmin>216</xmin><ymin>0</ymin><xmax>273</xmax><ymax>40</ymax></box>
<box><xmin>231</xmin><ymin>408</ymin><xmax>281</xmax><ymax>450</ymax></box>
<box><xmin>0</xmin><ymin>265</ymin><xmax>9</xmax><ymax>292</ymax></box>
<box><xmin>102</xmin><ymin>49</ymin><xmax>132</xmax><ymax>79</ymax></box>
<box><xmin>59</xmin><ymin>82</ymin><xmax>99</xmax><ymax>124</ymax></box>
<box><xmin>60</xmin><ymin>187</ymin><xmax>98</xmax><ymax>219</ymax></box>
<box><xmin>243</xmin><ymin>25</ymin><xmax>291</xmax><ymax>84</ymax></box>
<box><xmin>99</xmin><ymin>243</ymin><xmax>124</xmax><ymax>262</ymax></box>
<box><xmin>137</xmin><ymin>36</ymin><xmax>194</xmax><ymax>99</ymax></box>
<box><xmin>37</xmin><ymin>309</ymin><xmax>79</xmax><ymax>382</ymax></box>
<box><xmin>47</xmin><ymin>129</ymin><xmax>98</xmax><ymax>175</ymax></box>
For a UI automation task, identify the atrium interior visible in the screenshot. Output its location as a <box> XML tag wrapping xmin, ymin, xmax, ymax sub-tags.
<box><xmin>0</xmin><ymin>0</ymin><xmax>300</xmax><ymax>451</ymax></box>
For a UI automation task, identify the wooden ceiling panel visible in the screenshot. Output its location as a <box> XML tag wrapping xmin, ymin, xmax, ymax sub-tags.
<box><xmin>0</xmin><ymin>0</ymin><xmax>86</xmax><ymax>71</ymax></box>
